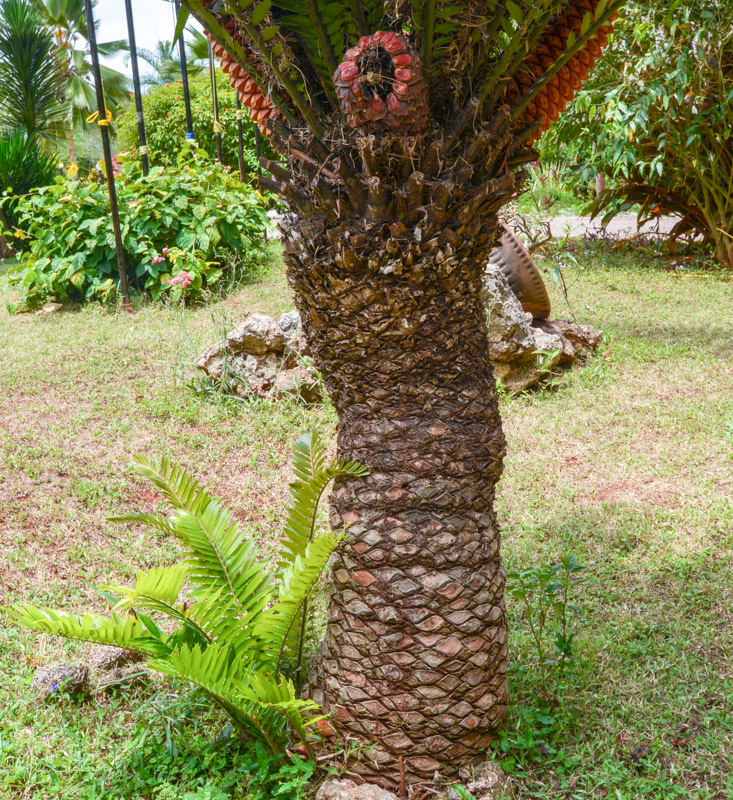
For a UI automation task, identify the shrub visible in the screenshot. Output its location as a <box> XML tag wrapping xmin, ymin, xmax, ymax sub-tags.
<box><xmin>548</xmin><ymin>1</ymin><xmax>733</xmax><ymax>267</ymax></box>
<box><xmin>6</xmin><ymin>148</ymin><xmax>268</xmax><ymax>311</ymax></box>
<box><xmin>6</xmin><ymin>431</ymin><xmax>368</xmax><ymax>757</ymax></box>
<box><xmin>116</xmin><ymin>73</ymin><xmax>262</xmax><ymax>175</ymax></box>
<box><xmin>0</xmin><ymin>129</ymin><xmax>57</xmax><ymax>256</ymax></box>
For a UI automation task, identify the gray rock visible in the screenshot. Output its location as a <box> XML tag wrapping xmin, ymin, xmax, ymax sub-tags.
<box><xmin>483</xmin><ymin>262</ymin><xmax>602</xmax><ymax>393</ymax></box>
<box><xmin>278</xmin><ymin>310</ymin><xmax>301</xmax><ymax>334</ymax></box>
<box><xmin>197</xmin><ymin>298</ymin><xmax>602</xmax><ymax>400</ymax></box>
<box><xmin>483</xmin><ymin>265</ymin><xmax>536</xmax><ymax>363</ymax></box>
<box><xmin>531</xmin><ymin>328</ymin><xmax>564</xmax><ymax>368</ymax></box>
<box><xmin>316</xmin><ymin>779</ymin><xmax>399</xmax><ymax>800</ymax></box>
<box><xmin>227</xmin><ymin>313</ymin><xmax>286</xmax><ymax>354</ymax></box>
<box><xmin>32</xmin><ymin>662</ymin><xmax>89</xmax><ymax>700</ymax></box>
<box><xmin>536</xmin><ymin>318</ymin><xmax>603</xmax><ymax>357</ymax></box>
<box><xmin>461</xmin><ymin>761</ymin><xmax>514</xmax><ymax>800</ymax></box>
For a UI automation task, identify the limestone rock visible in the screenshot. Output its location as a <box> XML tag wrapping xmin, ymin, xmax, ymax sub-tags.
<box><xmin>531</xmin><ymin>328</ymin><xmax>564</xmax><ymax>367</ymax></box>
<box><xmin>197</xmin><ymin>297</ymin><xmax>602</xmax><ymax>400</ymax></box>
<box><xmin>36</xmin><ymin>301</ymin><xmax>63</xmax><ymax>316</ymax></box>
<box><xmin>316</xmin><ymin>779</ymin><xmax>399</xmax><ymax>800</ymax></box>
<box><xmin>227</xmin><ymin>313</ymin><xmax>286</xmax><ymax>354</ymax></box>
<box><xmin>196</xmin><ymin>312</ymin><xmax>319</xmax><ymax>403</ymax></box>
<box><xmin>32</xmin><ymin>662</ymin><xmax>89</xmax><ymax>700</ymax></box>
<box><xmin>536</xmin><ymin>318</ymin><xmax>603</xmax><ymax>357</ymax></box>
<box><xmin>458</xmin><ymin>761</ymin><xmax>514</xmax><ymax>800</ymax></box>
<box><xmin>273</xmin><ymin>367</ymin><xmax>322</xmax><ymax>403</ymax></box>
<box><xmin>278</xmin><ymin>310</ymin><xmax>301</xmax><ymax>335</ymax></box>
<box><xmin>483</xmin><ymin>263</ymin><xmax>602</xmax><ymax>393</ymax></box>
<box><xmin>483</xmin><ymin>265</ymin><xmax>536</xmax><ymax>363</ymax></box>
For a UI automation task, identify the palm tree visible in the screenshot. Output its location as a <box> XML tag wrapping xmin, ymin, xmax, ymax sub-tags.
<box><xmin>180</xmin><ymin>0</ymin><xmax>623</xmax><ymax>789</ymax></box>
<box><xmin>137</xmin><ymin>28</ymin><xmax>210</xmax><ymax>88</ymax></box>
<box><xmin>0</xmin><ymin>0</ymin><xmax>65</xmax><ymax>137</ymax></box>
<box><xmin>32</xmin><ymin>0</ymin><xmax>128</xmax><ymax>161</ymax></box>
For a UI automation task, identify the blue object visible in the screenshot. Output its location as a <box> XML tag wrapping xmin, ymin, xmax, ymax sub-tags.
<box><xmin>186</xmin><ymin>133</ymin><xmax>195</xmax><ymax>140</ymax></box>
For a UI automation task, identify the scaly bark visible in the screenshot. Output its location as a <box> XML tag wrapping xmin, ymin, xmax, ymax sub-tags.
<box><xmin>284</xmin><ymin>195</ymin><xmax>509</xmax><ymax>786</ymax></box>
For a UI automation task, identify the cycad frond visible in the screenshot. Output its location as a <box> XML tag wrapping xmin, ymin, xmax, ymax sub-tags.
<box><xmin>279</xmin><ymin>430</ymin><xmax>368</xmax><ymax>575</ymax></box>
<box><xmin>172</xmin><ymin>503</ymin><xmax>273</xmax><ymax>617</ymax></box>
<box><xmin>105</xmin><ymin>565</ymin><xmax>188</xmax><ymax>610</ymax></box>
<box><xmin>5</xmin><ymin>606</ymin><xmax>171</xmax><ymax>656</ymax></box>
<box><xmin>254</xmin><ymin>530</ymin><xmax>343</xmax><ymax>680</ymax></box>
<box><xmin>148</xmin><ymin>644</ymin><xmax>305</xmax><ymax>752</ymax></box>
<box><xmin>122</xmin><ymin>458</ymin><xmax>274</xmax><ymax>617</ymax></box>
<box><xmin>129</xmin><ymin>455</ymin><xmax>213</xmax><ymax>516</ymax></box>
<box><xmin>240</xmin><ymin>671</ymin><xmax>325</xmax><ymax>749</ymax></box>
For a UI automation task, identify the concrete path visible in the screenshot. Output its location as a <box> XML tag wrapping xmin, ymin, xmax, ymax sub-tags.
<box><xmin>548</xmin><ymin>214</ymin><xmax>680</xmax><ymax>239</ymax></box>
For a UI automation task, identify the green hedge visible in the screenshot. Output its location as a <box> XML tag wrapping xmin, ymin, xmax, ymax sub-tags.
<box><xmin>7</xmin><ymin>148</ymin><xmax>269</xmax><ymax>311</ymax></box>
<box><xmin>116</xmin><ymin>72</ymin><xmax>262</xmax><ymax>175</ymax></box>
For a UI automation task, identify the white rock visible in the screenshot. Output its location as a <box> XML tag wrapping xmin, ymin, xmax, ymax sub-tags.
<box><xmin>227</xmin><ymin>313</ymin><xmax>286</xmax><ymax>354</ymax></box>
<box><xmin>316</xmin><ymin>779</ymin><xmax>399</xmax><ymax>800</ymax></box>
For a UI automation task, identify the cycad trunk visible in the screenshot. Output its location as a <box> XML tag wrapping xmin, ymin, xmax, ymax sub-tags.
<box><xmin>285</xmin><ymin>213</ymin><xmax>508</xmax><ymax>787</ymax></box>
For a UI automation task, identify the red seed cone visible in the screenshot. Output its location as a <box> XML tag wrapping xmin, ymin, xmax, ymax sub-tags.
<box><xmin>507</xmin><ymin>0</ymin><xmax>619</xmax><ymax>142</ymax></box>
<box><xmin>333</xmin><ymin>31</ymin><xmax>429</xmax><ymax>135</ymax></box>
<box><xmin>202</xmin><ymin>1</ymin><xmax>280</xmax><ymax>133</ymax></box>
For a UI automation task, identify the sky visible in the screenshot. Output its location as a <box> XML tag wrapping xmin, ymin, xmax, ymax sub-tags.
<box><xmin>96</xmin><ymin>0</ymin><xmax>202</xmax><ymax>76</ymax></box>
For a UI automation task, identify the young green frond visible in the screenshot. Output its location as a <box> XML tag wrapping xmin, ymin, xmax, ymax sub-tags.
<box><xmin>254</xmin><ymin>531</ymin><xmax>344</xmax><ymax>678</ymax></box>
<box><xmin>279</xmin><ymin>430</ymin><xmax>368</xmax><ymax>575</ymax></box>
<box><xmin>148</xmin><ymin>644</ymin><xmax>295</xmax><ymax>752</ymax></box>
<box><xmin>4</xmin><ymin>606</ymin><xmax>171</xmax><ymax>656</ymax></box>
<box><xmin>128</xmin><ymin>455</ymin><xmax>214</xmax><ymax>515</ymax></box>
<box><xmin>7</xmin><ymin>431</ymin><xmax>367</xmax><ymax>758</ymax></box>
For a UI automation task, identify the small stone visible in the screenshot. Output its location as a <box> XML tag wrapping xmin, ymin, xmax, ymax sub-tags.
<box><xmin>32</xmin><ymin>662</ymin><xmax>89</xmax><ymax>700</ymax></box>
<box><xmin>36</xmin><ymin>301</ymin><xmax>63</xmax><ymax>316</ymax></box>
<box><xmin>278</xmin><ymin>310</ymin><xmax>301</xmax><ymax>334</ymax></box>
<box><xmin>316</xmin><ymin>779</ymin><xmax>399</xmax><ymax>800</ymax></box>
<box><xmin>462</xmin><ymin>761</ymin><xmax>514</xmax><ymax>800</ymax></box>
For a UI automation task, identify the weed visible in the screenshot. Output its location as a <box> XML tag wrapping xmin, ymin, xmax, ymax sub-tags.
<box><xmin>506</xmin><ymin>555</ymin><xmax>587</xmax><ymax>699</ymax></box>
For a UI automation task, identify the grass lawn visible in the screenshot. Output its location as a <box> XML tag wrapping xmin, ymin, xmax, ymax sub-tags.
<box><xmin>0</xmin><ymin>243</ymin><xmax>731</xmax><ymax>799</ymax></box>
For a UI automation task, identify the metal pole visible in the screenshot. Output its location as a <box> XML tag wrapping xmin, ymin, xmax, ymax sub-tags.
<box><xmin>235</xmin><ymin>97</ymin><xmax>246</xmax><ymax>182</ymax></box>
<box><xmin>174</xmin><ymin>0</ymin><xmax>195</xmax><ymax>143</ymax></box>
<box><xmin>208</xmin><ymin>40</ymin><xmax>224</xmax><ymax>163</ymax></box>
<box><xmin>124</xmin><ymin>0</ymin><xmax>149</xmax><ymax>175</ymax></box>
<box><xmin>82</xmin><ymin>0</ymin><xmax>131</xmax><ymax>311</ymax></box>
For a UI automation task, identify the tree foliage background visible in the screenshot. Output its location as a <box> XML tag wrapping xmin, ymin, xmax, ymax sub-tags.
<box><xmin>546</xmin><ymin>0</ymin><xmax>733</xmax><ymax>265</ymax></box>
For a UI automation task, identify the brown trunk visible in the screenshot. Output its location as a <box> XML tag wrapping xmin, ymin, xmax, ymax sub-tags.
<box><xmin>66</xmin><ymin>124</ymin><xmax>77</xmax><ymax>168</ymax></box>
<box><xmin>0</xmin><ymin>207</ymin><xmax>13</xmax><ymax>259</ymax></box>
<box><xmin>714</xmin><ymin>231</ymin><xmax>733</xmax><ymax>268</ymax></box>
<box><xmin>595</xmin><ymin>171</ymin><xmax>606</xmax><ymax>196</ymax></box>
<box><xmin>284</xmin><ymin>213</ymin><xmax>508</xmax><ymax>789</ymax></box>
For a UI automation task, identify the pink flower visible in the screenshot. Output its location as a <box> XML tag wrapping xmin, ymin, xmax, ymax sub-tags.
<box><xmin>169</xmin><ymin>270</ymin><xmax>193</xmax><ymax>288</ymax></box>
<box><xmin>151</xmin><ymin>255</ymin><xmax>166</xmax><ymax>264</ymax></box>
<box><xmin>162</xmin><ymin>247</ymin><xmax>169</xmax><ymax>255</ymax></box>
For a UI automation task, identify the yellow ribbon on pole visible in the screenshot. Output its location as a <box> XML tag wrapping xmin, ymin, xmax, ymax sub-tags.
<box><xmin>86</xmin><ymin>80</ymin><xmax>113</xmax><ymax>127</ymax></box>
